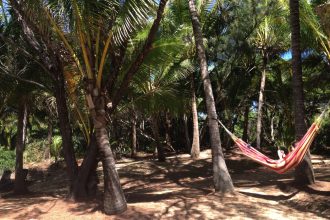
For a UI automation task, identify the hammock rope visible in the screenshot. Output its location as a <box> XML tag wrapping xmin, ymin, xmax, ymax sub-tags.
<box><xmin>217</xmin><ymin>101</ymin><xmax>330</xmax><ymax>174</ymax></box>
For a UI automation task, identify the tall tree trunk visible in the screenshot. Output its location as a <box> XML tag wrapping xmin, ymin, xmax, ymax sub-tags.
<box><xmin>289</xmin><ymin>0</ymin><xmax>315</xmax><ymax>185</ymax></box>
<box><xmin>88</xmin><ymin>88</ymin><xmax>127</xmax><ymax>215</ymax></box>
<box><xmin>188</xmin><ymin>0</ymin><xmax>234</xmax><ymax>193</ymax></box>
<box><xmin>164</xmin><ymin>111</ymin><xmax>173</xmax><ymax>150</ymax></box>
<box><xmin>54</xmin><ymin>73</ymin><xmax>78</xmax><ymax>184</ymax></box>
<box><xmin>71</xmin><ymin>133</ymin><xmax>99</xmax><ymax>200</ymax></box>
<box><xmin>183</xmin><ymin>114</ymin><xmax>191</xmax><ymax>152</ymax></box>
<box><xmin>151</xmin><ymin>114</ymin><xmax>166</xmax><ymax>162</ymax></box>
<box><xmin>191</xmin><ymin>73</ymin><xmax>200</xmax><ymax>159</ymax></box>
<box><xmin>270</xmin><ymin>115</ymin><xmax>275</xmax><ymax>143</ymax></box>
<box><xmin>14</xmin><ymin>96</ymin><xmax>28</xmax><ymax>194</ymax></box>
<box><xmin>44</xmin><ymin>119</ymin><xmax>52</xmax><ymax>160</ymax></box>
<box><xmin>242</xmin><ymin>105</ymin><xmax>250</xmax><ymax>142</ymax></box>
<box><xmin>256</xmin><ymin>55</ymin><xmax>267</xmax><ymax>149</ymax></box>
<box><xmin>96</xmin><ymin>126</ymin><xmax>127</xmax><ymax>214</ymax></box>
<box><xmin>131</xmin><ymin>110</ymin><xmax>137</xmax><ymax>158</ymax></box>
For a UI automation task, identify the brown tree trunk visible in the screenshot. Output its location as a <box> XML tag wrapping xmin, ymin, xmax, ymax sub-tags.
<box><xmin>14</xmin><ymin>96</ymin><xmax>28</xmax><ymax>194</ymax></box>
<box><xmin>242</xmin><ymin>105</ymin><xmax>250</xmax><ymax>142</ymax></box>
<box><xmin>289</xmin><ymin>0</ymin><xmax>315</xmax><ymax>185</ymax></box>
<box><xmin>164</xmin><ymin>111</ymin><xmax>173</xmax><ymax>150</ymax></box>
<box><xmin>183</xmin><ymin>114</ymin><xmax>191</xmax><ymax>152</ymax></box>
<box><xmin>188</xmin><ymin>0</ymin><xmax>234</xmax><ymax>193</ymax></box>
<box><xmin>89</xmin><ymin>89</ymin><xmax>127</xmax><ymax>215</ymax></box>
<box><xmin>151</xmin><ymin>114</ymin><xmax>166</xmax><ymax>162</ymax></box>
<box><xmin>256</xmin><ymin>55</ymin><xmax>267</xmax><ymax>149</ymax></box>
<box><xmin>54</xmin><ymin>73</ymin><xmax>78</xmax><ymax>184</ymax></box>
<box><xmin>96</xmin><ymin>126</ymin><xmax>127</xmax><ymax>214</ymax></box>
<box><xmin>71</xmin><ymin>133</ymin><xmax>99</xmax><ymax>200</ymax></box>
<box><xmin>131</xmin><ymin>110</ymin><xmax>137</xmax><ymax>158</ymax></box>
<box><xmin>191</xmin><ymin>73</ymin><xmax>200</xmax><ymax>159</ymax></box>
<box><xmin>44</xmin><ymin>119</ymin><xmax>52</xmax><ymax>160</ymax></box>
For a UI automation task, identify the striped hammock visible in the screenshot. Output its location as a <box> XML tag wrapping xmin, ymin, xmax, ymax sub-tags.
<box><xmin>218</xmin><ymin>105</ymin><xmax>329</xmax><ymax>174</ymax></box>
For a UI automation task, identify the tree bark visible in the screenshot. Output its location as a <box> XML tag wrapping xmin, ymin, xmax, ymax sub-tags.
<box><xmin>289</xmin><ymin>0</ymin><xmax>315</xmax><ymax>185</ymax></box>
<box><xmin>151</xmin><ymin>114</ymin><xmax>166</xmax><ymax>162</ymax></box>
<box><xmin>96</xmin><ymin>126</ymin><xmax>127</xmax><ymax>214</ymax></box>
<box><xmin>183</xmin><ymin>114</ymin><xmax>191</xmax><ymax>152</ymax></box>
<box><xmin>188</xmin><ymin>0</ymin><xmax>234</xmax><ymax>193</ymax></box>
<box><xmin>54</xmin><ymin>72</ymin><xmax>78</xmax><ymax>184</ymax></box>
<box><xmin>71</xmin><ymin>133</ymin><xmax>99</xmax><ymax>200</ymax></box>
<box><xmin>88</xmin><ymin>89</ymin><xmax>127</xmax><ymax>215</ymax></box>
<box><xmin>164</xmin><ymin>111</ymin><xmax>173</xmax><ymax>150</ymax></box>
<box><xmin>256</xmin><ymin>55</ymin><xmax>267</xmax><ymax>149</ymax></box>
<box><xmin>14</xmin><ymin>95</ymin><xmax>28</xmax><ymax>194</ymax></box>
<box><xmin>131</xmin><ymin>110</ymin><xmax>137</xmax><ymax>158</ymax></box>
<box><xmin>242</xmin><ymin>105</ymin><xmax>250</xmax><ymax>142</ymax></box>
<box><xmin>191</xmin><ymin>73</ymin><xmax>200</xmax><ymax>159</ymax></box>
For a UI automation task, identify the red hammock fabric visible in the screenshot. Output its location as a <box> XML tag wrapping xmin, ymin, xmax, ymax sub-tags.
<box><xmin>218</xmin><ymin>117</ymin><xmax>322</xmax><ymax>174</ymax></box>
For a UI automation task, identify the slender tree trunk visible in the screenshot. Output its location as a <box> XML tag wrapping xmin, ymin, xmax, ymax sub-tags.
<box><xmin>131</xmin><ymin>110</ymin><xmax>137</xmax><ymax>158</ymax></box>
<box><xmin>164</xmin><ymin>111</ymin><xmax>173</xmax><ymax>150</ymax></box>
<box><xmin>256</xmin><ymin>55</ymin><xmax>267</xmax><ymax>149</ymax></box>
<box><xmin>289</xmin><ymin>0</ymin><xmax>315</xmax><ymax>185</ymax></box>
<box><xmin>242</xmin><ymin>105</ymin><xmax>250</xmax><ymax>142</ymax></box>
<box><xmin>191</xmin><ymin>73</ymin><xmax>200</xmax><ymax>159</ymax></box>
<box><xmin>88</xmin><ymin>88</ymin><xmax>127</xmax><ymax>215</ymax></box>
<box><xmin>183</xmin><ymin>114</ymin><xmax>191</xmax><ymax>152</ymax></box>
<box><xmin>71</xmin><ymin>133</ymin><xmax>98</xmax><ymax>200</ymax></box>
<box><xmin>151</xmin><ymin>114</ymin><xmax>166</xmax><ymax>162</ymax></box>
<box><xmin>14</xmin><ymin>96</ymin><xmax>28</xmax><ymax>194</ymax></box>
<box><xmin>270</xmin><ymin>115</ymin><xmax>275</xmax><ymax>142</ymax></box>
<box><xmin>188</xmin><ymin>0</ymin><xmax>234</xmax><ymax>193</ymax></box>
<box><xmin>44</xmin><ymin>120</ymin><xmax>52</xmax><ymax>160</ymax></box>
<box><xmin>54</xmin><ymin>73</ymin><xmax>78</xmax><ymax>184</ymax></box>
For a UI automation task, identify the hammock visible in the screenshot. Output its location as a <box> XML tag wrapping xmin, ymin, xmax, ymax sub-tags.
<box><xmin>217</xmin><ymin>103</ymin><xmax>329</xmax><ymax>174</ymax></box>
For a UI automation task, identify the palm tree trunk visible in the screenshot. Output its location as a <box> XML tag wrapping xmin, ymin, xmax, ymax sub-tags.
<box><xmin>183</xmin><ymin>114</ymin><xmax>191</xmax><ymax>151</ymax></box>
<box><xmin>71</xmin><ymin>133</ymin><xmax>98</xmax><ymax>200</ymax></box>
<box><xmin>242</xmin><ymin>105</ymin><xmax>250</xmax><ymax>142</ymax></box>
<box><xmin>96</xmin><ymin>126</ymin><xmax>127</xmax><ymax>214</ymax></box>
<box><xmin>188</xmin><ymin>0</ymin><xmax>234</xmax><ymax>193</ymax></box>
<box><xmin>191</xmin><ymin>73</ymin><xmax>200</xmax><ymax>159</ymax></box>
<box><xmin>256</xmin><ymin>55</ymin><xmax>267</xmax><ymax>149</ymax></box>
<box><xmin>151</xmin><ymin>114</ymin><xmax>166</xmax><ymax>162</ymax></box>
<box><xmin>289</xmin><ymin>0</ymin><xmax>315</xmax><ymax>185</ymax></box>
<box><xmin>165</xmin><ymin>111</ymin><xmax>173</xmax><ymax>150</ymax></box>
<box><xmin>131</xmin><ymin>110</ymin><xmax>137</xmax><ymax>158</ymax></box>
<box><xmin>54</xmin><ymin>73</ymin><xmax>78</xmax><ymax>183</ymax></box>
<box><xmin>90</xmin><ymin>90</ymin><xmax>127</xmax><ymax>214</ymax></box>
<box><xmin>14</xmin><ymin>95</ymin><xmax>28</xmax><ymax>194</ymax></box>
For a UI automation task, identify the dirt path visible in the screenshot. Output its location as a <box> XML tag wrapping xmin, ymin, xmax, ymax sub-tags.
<box><xmin>0</xmin><ymin>150</ymin><xmax>329</xmax><ymax>220</ymax></box>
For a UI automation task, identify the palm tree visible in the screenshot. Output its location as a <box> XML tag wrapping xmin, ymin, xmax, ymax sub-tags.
<box><xmin>253</xmin><ymin>0</ymin><xmax>290</xmax><ymax>149</ymax></box>
<box><xmin>129</xmin><ymin>35</ymin><xmax>190</xmax><ymax>161</ymax></box>
<box><xmin>289</xmin><ymin>0</ymin><xmax>315</xmax><ymax>185</ymax></box>
<box><xmin>14</xmin><ymin>94</ymin><xmax>28</xmax><ymax>194</ymax></box>
<box><xmin>190</xmin><ymin>72</ymin><xmax>200</xmax><ymax>159</ymax></box>
<box><xmin>7</xmin><ymin>0</ymin><xmax>169</xmax><ymax>214</ymax></box>
<box><xmin>167</xmin><ymin>0</ymin><xmax>201</xmax><ymax>158</ymax></box>
<box><xmin>188</xmin><ymin>0</ymin><xmax>234</xmax><ymax>193</ymax></box>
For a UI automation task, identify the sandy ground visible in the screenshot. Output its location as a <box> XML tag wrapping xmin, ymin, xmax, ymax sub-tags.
<box><xmin>0</xmin><ymin>149</ymin><xmax>329</xmax><ymax>220</ymax></box>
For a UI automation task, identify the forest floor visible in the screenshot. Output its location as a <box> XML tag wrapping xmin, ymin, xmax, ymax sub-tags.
<box><xmin>0</xmin><ymin>149</ymin><xmax>329</xmax><ymax>220</ymax></box>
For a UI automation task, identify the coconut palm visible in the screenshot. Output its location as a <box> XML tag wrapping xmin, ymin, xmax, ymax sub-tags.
<box><xmin>7</xmin><ymin>0</ymin><xmax>169</xmax><ymax>214</ymax></box>
<box><xmin>188</xmin><ymin>0</ymin><xmax>235</xmax><ymax>193</ymax></box>
<box><xmin>128</xmin><ymin>34</ymin><xmax>190</xmax><ymax>161</ymax></box>
<box><xmin>251</xmin><ymin>0</ymin><xmax>290</xmax><ymax>149</ymax></box>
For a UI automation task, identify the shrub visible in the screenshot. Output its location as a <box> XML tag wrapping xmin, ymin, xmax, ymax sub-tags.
<box><xmin>0</xmin><ymin>147</ymin><xmax>15</xmax><ymax>174</ymax></box>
